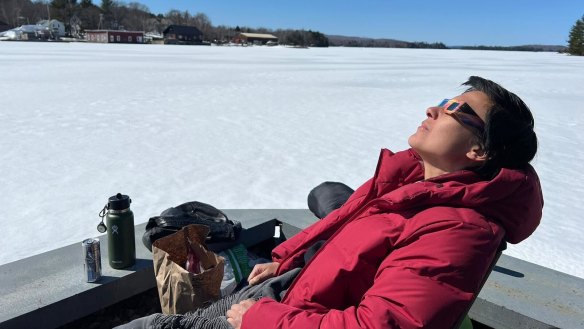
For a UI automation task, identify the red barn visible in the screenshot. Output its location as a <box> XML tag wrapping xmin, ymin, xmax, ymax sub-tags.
<box><xmin>85</xmin><ymin>30</ymin><xmax>144</xmax><ymax>44</ymax></box>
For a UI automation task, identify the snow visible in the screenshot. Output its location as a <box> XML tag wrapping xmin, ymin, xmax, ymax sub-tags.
<box><xmin>1</xmin><ymin>42</ymin><xmax>583</xmax><ymax>279</ymax></box>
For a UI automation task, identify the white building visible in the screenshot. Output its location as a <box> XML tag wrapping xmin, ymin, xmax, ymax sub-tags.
<box><xmin>0</xmin><ymin>20</ymin><xmax>65</xmax><ymax>41</ymax></box>
<box><xmin>36</xmin><ymin>19</ymin><xmax>65</xmax><ymax>37</ymax></box>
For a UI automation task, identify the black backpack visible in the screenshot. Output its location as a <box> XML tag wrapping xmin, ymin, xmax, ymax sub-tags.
<box><xmin>142</xmin><ymin>201</ymin><xmax>242</xmax><ymax>251</ymax></box>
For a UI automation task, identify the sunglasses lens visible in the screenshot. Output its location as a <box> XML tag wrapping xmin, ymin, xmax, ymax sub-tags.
<box><xmin>447</xmin><ymin>102</ymin><xmax>460</xmax><ymax>111</ymax></box>
<box><xmin>459</xmin><ymin>114</ymin><xmax>485</xmax><ymax>131</ymax></box>
<box><xmin>438</xmin><ymin>99</ymin><xmax>485</xmax><ymax>133</ymax></box>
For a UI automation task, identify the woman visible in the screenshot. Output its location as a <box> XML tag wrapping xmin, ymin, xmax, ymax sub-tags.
<box><xmin>227</xmin><ymin>76</ymin><xmax>543</xmax><ymax>329</ymax></box>
<box><xmin>118</xmin><ymin>76</ymin><xmax>542</xmax><ymax>329</ymax></box>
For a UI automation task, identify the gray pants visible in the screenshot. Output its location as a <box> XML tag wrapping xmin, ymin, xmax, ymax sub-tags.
<box><xmin>114</xmin><ymin>268</ymin><xmax>301</xmax><ymax>329</ymax></box>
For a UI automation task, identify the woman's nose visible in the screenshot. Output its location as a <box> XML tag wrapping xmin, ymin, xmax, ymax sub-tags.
<box><xmin>426</xmin><ymin>106</ymin><xmax>439</xmax><ymax>119</ymax></box>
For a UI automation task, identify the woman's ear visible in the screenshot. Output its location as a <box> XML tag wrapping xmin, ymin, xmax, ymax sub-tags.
<box><xmin>466</xmin><ymin>145</ymin><xmax>488</xmax><ymax>163</ymax></box>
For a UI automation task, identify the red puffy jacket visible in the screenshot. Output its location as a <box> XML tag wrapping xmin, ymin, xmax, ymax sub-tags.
<box><xmin>242</xmin><ymin>148</ymin><xmax>543</xmax><ymax>329</ymax></box>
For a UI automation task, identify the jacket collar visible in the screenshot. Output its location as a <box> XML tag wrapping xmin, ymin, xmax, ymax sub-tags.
<box><xmin>369</xmin><ymin>148</ymin><xmax>543</xmax><ymax>244</ymax></box>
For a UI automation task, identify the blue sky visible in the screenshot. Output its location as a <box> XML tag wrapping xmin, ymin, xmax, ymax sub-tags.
<box><xmin>137</xmin><ymin>0</ymin><xmax>582</xmax><ymax>46</ymax></box>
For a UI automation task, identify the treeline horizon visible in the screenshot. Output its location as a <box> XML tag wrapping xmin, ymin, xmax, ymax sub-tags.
<box><xmin>0</xmin><ymin>0</ymin><xmax>568</xmax><ymax>50</ymax></box>
<box><xmin>0</xmin><ymin>0</ymin><xmax>331</xmax><ymax>46</ymax></box>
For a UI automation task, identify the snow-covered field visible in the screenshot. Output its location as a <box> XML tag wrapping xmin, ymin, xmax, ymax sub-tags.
<box><xmin>0</xmin><ymin>42</ymin><xmax>583</xmax><ymax>279</ymax></box>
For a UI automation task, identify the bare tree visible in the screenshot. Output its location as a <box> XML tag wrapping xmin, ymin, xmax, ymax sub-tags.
<box><xmin>66</xmin><ymin>0</ymin><xmax>98</xmax><ymax>30</ymax></box>
<box><xmin>1</xmin><ymin>0</ymin><xmax>25</xmax><ymax>27</ymax></box>
<box><xmin>192</xmin><ymin>12</ymin><xmax>211</xmax><ymax>37</ymax></box>
<box><xmin>123</xmin><ymin>2</ymin><xmax>151</xmax><ymax>31</ymax></box>
<box><xmin>164</xmin><ymin>9</ymin><xmax>184</xmax><ymax>25</ymax></box>
<box><xmin>209</xmin><ymin>24</ymin><xmax>234</xmax><ymax>43</ymax></box>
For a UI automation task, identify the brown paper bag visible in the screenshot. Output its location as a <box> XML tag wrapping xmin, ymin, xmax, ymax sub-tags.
<box><xmin>152</xmin><ymin>224</ymin><xmax>225</xmax><ymax>314</ymax></box>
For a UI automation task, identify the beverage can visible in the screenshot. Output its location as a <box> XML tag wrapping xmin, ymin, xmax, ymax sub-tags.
<box><xmin>82</xmin><ymin>238</ymin><xmax>102</xmax><ymax>282</ymax></box>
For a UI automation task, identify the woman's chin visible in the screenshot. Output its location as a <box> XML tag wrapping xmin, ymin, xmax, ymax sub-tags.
<box><xmin>407</xmin><ymin>133</ymin><xmax>419</xmax><ymax>148</ymax></box>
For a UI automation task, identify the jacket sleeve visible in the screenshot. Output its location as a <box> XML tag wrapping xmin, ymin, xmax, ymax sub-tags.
<box><xmin>243</xmin><ymin>220</ymin><xmax>502</xmax><ymax>329</ymax></box>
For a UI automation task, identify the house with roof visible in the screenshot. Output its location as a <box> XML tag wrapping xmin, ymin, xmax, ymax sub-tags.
<box><xmin>36</xmin><ymin>19</ymin><xmax>65</xmax><ymax>37</ymax></box>
<box><xmin>1</xmin><ymin>25</ymin><xmax>47</xmax><ymax>40</ymax></box>
<box><xmin>162</xmin><ymin>25</ymin><xmax>204</xmax><ymax>45</ymax></box>
<box><xmin>85</xmin><ymin>30</ymin><xmax>144</xmax><ymax>43</ymax></box>
<box><xmin>234</xmin><ymin>33</ymin><xmax>278</xmax><ymax>45</ymax></box>
<box><xmin>0</xmin><ymin>20</ymin><xmax>65</xmax><ymax>41</ymax></box>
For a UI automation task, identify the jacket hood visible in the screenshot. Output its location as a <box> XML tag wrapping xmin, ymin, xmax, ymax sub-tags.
<box><xmin>372</xmin><ymin>149</ymin><xmax>544</xmax><ymax>244</ymax></box>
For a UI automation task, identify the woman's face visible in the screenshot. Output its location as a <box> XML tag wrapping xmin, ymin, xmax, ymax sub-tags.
<box><xmin>408</xmin><ymin>91</ymin><xmax>491</xmax><ymax>175</ymax></box>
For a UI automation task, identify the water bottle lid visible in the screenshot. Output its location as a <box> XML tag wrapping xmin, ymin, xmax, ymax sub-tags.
<box><xmin>108</xmin><ymin>193</ymin><xmax>131</xmax><ymax>210</ymax></box>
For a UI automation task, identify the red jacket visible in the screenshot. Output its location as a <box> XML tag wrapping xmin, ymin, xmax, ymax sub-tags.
<box><xmin>243</xmin><ymin>149</ymin><xmax>543</xmax><ymax>329</ymax></box>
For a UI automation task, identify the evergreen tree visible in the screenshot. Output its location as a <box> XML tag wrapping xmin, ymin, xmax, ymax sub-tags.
<box><xmin>285</xmin><ymin>30</ymin><xmax>305</xmax><ymax>46</ymax></box>
<box><xmin>49</xmin><ymin>0</ymin><xmax>69</xmax><ymax>22</ymax></box>
<box><xmin>307</xmin><ymin>30</ymin><xmax>329</xmax><ymax>47</ymax></box>
<box><xmin>50</xmin><ymin>0</ymin><xmax>68</xmax><ymax>9</ymax></box>
<box><xmin>101</xmin><ymin>0</ymin><xmax>113</xmax><ymax>14</ymax></box>
<box><xmin>568</xmin><ymin>15</ymin><xmax>584</xmax><ymax>56</ymax></box>
<box><xmin>80</xmin><ymin>0</ymin><xmax>93</xmax><ymax>8</ymax></box>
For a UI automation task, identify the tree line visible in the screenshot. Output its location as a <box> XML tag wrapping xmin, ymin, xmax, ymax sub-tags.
<box><xmin>568</xmin><ymin>15</ymin><xmax>584</xmax><ymax>56</ymax></box>
<box><xmin>0</xmin><ymin>0</ymin><xmax>329</xmax><ymax>46</ymax></box>
<box><xmin>1</xmin><ymin>0</ymin><xmax>227</xmax><ymax>39</ymax></box>
<box><xmin>326</xmin><ymin>35</ymin><xmax>447</xmax><ymax>49</ymax></box>
<box><xmin>3</xmin><ymin>1</ymin><xmax>581</xmax><ymax>51</ymax></box>
<box><xmin>1</xmin><ymin>0</ymin><xmax>447</xmax><ymax>49</ymax></box>
<box><xmin>454</xmin><ymin>45</ymin><xmax>566</xmax><ymax>52</ymax></box>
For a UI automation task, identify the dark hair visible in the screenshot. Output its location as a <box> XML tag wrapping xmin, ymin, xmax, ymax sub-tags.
<box><xmin>462</xmin><ymin>76</ymin><xmax>538</xmax><ymax>179</ymax></box>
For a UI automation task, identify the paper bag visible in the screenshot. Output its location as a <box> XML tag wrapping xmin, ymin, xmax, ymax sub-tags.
<box><xmin>152</xmin><ymin>224</ymin><xmax>224</xmax><ymax>314</ymax></box>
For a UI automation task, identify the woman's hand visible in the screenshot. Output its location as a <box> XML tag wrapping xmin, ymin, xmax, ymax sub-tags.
<box><xmin>247</xmin><ymin>262</ymin><xmax>280</xmax><ymax>286</ymax></box>
<box><xmin>226</xmin><ymin>299</ymin><xmax>256</xmax><ymax>329</ymax></box>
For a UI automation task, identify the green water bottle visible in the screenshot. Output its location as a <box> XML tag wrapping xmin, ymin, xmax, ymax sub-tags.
<box><xmin>97</xmin><ymin>193</ymin><xmax>136</xmax><ymax>269</ymax></box>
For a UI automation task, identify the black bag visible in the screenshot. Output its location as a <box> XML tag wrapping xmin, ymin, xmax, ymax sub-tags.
<box><xmin>142</xmin><ymin>201</ymin><xmax>242</xmax><ymax>252</ymax></box>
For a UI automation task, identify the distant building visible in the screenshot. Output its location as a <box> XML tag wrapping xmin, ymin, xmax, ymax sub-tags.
<box><xmin>234</xmin><ymin>33</ymin><xmax>278</xmax><ymax>45</ymax></box>
<box><xmin>0</xmin><ymin>21</ymin><xmax>64</xmax><ymax>41</ymax></box>
<box><xmin>36</xmin><ymin>19</ymin><xmax>65</xmax><ymax>37</ymax></box>
<box><xmin>85</xmin><ymin>30</ymin><xmax>144</xmax><ymax>44</ymax></box>
<box><xmin>19</xmin><ymin>26</ymin><xmax>40</xmax><ymax>40</ymax></box>
<box><xmin>162</xmin><ymin>25</ymin><xmax>203</xmax><ymax>45</ymax></box>
<box><xmin>1</xmin><ymin>25</ymin><xmax>48</xmax><ymax>41</ymax></box>
<box><xmin>144</xmin><ymin>32</ymin><xmax>164</xmax><ymax>44</ymax></box>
